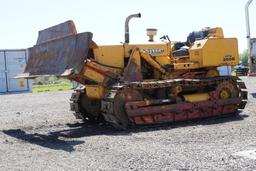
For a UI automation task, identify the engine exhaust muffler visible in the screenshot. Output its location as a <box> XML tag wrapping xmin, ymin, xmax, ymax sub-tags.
<box><xmin>124</xmin><ymin>13</ymin><xmax>141</xmax><ymax>43</ymax></box>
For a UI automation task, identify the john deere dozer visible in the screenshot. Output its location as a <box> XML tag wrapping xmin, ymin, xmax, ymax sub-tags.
<box><xmin>19</xmin><ymin>13</ymin><xmax>247</xmax><ymax>129</ymax></box>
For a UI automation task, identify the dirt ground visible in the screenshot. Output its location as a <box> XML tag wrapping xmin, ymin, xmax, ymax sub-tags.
<box><xmin>1</xmin><ymin>77</ymin><xmax>256</xmax><ymax>171</ymax></box>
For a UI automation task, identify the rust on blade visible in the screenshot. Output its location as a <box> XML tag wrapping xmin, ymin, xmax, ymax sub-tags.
<box><xmin>17</xmin><ymin>20</ymin><xmax>93</xmax><ymax>78</ymax></box>
<box><xmin>36</xmin><ymin>20</ymin><xmax>77</xmax><ymax>45</ymax></box>
<box><xmin>19</xmin><ymin>32</ymin><xmax>93</xmax><ymax>78</ymax></box>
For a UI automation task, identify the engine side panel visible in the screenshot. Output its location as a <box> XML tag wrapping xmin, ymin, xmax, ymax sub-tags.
<box><xmin>189</xmin><ymin>38</ymin><xmax>239</xmax><ymax>68</ymax></box>
<box><xmin>93</xmin><ymin>45</ymin><xmax>125</xmax><ymax>68</ymax></box>
<box><xmin>93</xmin><ymin>43</ymin><xmax>172</xmax><ymax>68</ymax></box>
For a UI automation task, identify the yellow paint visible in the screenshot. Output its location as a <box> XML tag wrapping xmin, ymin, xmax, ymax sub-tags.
<box><xmin>93</xmin><ymin>42</ymin><xmax>171</xmax><ymax>69</ymax></box>
<box><xmin>220</xmin><ymin>90</ymin><xmax>230</xmax><ymax>99</ymax></box>
<box><xmin>139</xmin><ymin>49</ymin><xmax>168</xmax><ymax>74</ymax></box>
<box><xmin>173</xmin><ymin>28</ymin><xmax>237</xmax><ymax>70</ymax></box>
<box><xmin>206</xmin><ymin>69</ymin><xmax>219</xmax><ymax>77</ymax></box>
<box><xmin>155</xmin><ymin>56</ymin><xmax>170</xmax><ymax>66</ymax></box>
<box><xmin>124</xmin><ymin>42</ymin><xmax>170</xmax><ymax>57</ymax></box>
<box><xmin>173</xmin><ymin>62</ymin><xmax>200</xmax><ymax>70</ymax></box>
<box><xmin>130</xmin><ymin>48</ymin><xmax>141</xmax><ymax>66</ymax></box>
<box><xmin>93</xmin><ymin>45</ymin><xmax>124</xmax><ymax>68</ymax></box>
<box><xmin>188</xmin><ymin>39</ymin><xmax>207</xmax><ymax>66</ymax></box>
<box><xmin>85</xmin><ymin>85</ymin><xmax>105</xmax><ymax>99</ymax></box>
<box><xmin>183</xmin><ymin>93</ymin><xmax>210</xmax><ymax>102</ymax></box>
<box><xmin>202</xmin><ymin>38</ymin><xmax>238</xmax><ymax>67</ymax></box>
<box><xmin>19</xmin><ymin>80</ymin><xmax>25</xmax><ymax>87</ymax></box>
<box><xmin>83</xmin><ymin>27</ymin><xmax>238</xmax><ymax>88</ymax></box>
<box><xmin>83</xmin><ymin>67</ymin><xmax>105</xmax><ymax>83</ymax></box>
<box><xmin>208</xmin><ymin>27</ymin><xmax>224</xmax><ymax>38</ymax></box>
<box><xmin>85</xmin><ymin>61</ymin><xmax>121</xmax><ymax>79</ymax></box>
<box><xmin>189</xmin><ymin>38</ymin><xmax>238</xmax><ymax>67</ymax></box>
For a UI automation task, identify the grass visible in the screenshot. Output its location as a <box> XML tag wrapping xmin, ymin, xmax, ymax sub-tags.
<box><xmin>32</xmin><ymin>82</ymin><xmax>72</xmax><ymax>93</ymax></box>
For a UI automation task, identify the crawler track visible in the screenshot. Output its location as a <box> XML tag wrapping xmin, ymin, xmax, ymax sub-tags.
<box><xmin>101</xmin><ymin>76</ymin><xmax>247</xmax><ymax>129</ymax></box>
<box><xmin>70</xmin><ymin>90</ymin><xmax>101</xmax><ymax>122</ymax></box>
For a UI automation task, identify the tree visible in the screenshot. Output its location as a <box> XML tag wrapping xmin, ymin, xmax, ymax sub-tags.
<box><xmin>239</xmin><ymin>50</ymin><xmax>248</xmax><ymax>66</ymax></box>
<box><xmin>238</xmin><ymin>49</ymin><xmax>256</xmax><ymax>72</ymax></box>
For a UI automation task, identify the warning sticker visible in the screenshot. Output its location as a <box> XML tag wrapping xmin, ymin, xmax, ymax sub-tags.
<box><xmin>19</xmin><ymin>80</ymin><xmax>25</xmax><ymax>87</ymax></box>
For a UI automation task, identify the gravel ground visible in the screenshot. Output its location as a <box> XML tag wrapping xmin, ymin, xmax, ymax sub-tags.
<box><xmin>1</xmin><ymin>77</ymin><xmax>256</xmax><ymax>171</ymax></box>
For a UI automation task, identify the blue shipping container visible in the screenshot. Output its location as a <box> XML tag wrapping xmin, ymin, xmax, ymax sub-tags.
<box><xmin>0</xmin><ymin>49</ymin><xmax>32</xmax><ymax>93</ymax></box>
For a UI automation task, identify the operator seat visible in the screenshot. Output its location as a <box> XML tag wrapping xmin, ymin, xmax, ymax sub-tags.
<box><xmin>173</xmin><ymin>30</ymin><xmax>208</xmax><ymax>57</ymax></box>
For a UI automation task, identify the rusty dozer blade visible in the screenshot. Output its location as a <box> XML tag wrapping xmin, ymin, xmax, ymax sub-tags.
<box><xmin>17</xmin><ymin>20</ymin><xmax>93</xmax><ymax>78</ymax></box>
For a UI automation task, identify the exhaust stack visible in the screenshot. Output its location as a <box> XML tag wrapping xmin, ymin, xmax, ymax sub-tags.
<box><xmin>125</xmin><ymin>13</ymin><xmax>141</xmax><ymax>43</ymax></box>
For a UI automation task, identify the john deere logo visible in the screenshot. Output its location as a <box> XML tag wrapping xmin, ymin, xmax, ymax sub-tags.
<box><xmin>224</xmin><ymin>55</ymin><xmax>235</xmax><ymax>61</ymax></box>
<box><xmin>145</xmin><ymin>49</ymin><xmax>164</xmax><ymax>54</ymax></box>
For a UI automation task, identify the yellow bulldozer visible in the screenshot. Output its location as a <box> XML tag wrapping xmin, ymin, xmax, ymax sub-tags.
<box><xmin>19</xmin><ymin>13</ymin><xmax>247</xmax><ymax>129</ymax></box>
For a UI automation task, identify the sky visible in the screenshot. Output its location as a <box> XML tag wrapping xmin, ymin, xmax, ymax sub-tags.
<box><xmin>0</xmin><ymin>0</ymin><xmax>254</xmax><ymax>52</ymax></box>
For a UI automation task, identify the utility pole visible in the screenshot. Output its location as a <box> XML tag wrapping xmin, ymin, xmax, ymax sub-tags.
<box><xmin>245</xmin><ymin>0</ymin><xmax>254</xmax><ymax>74</ymax></box>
